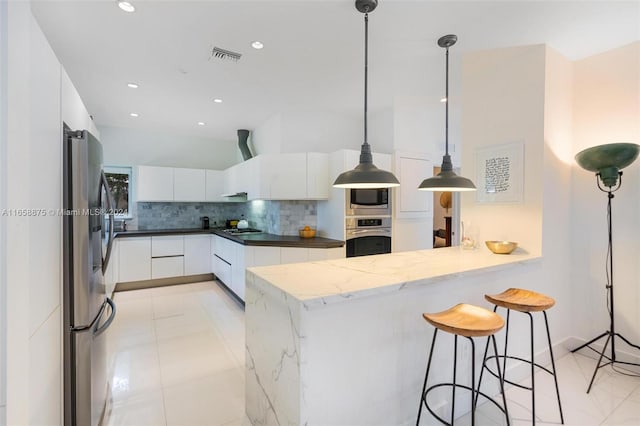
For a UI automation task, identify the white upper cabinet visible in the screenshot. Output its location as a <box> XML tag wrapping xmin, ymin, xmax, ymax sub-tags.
<box><xmin>257</xmin><ymin>153</ymin><xmax>307</xmax><ymax>200</ymax></box>
<box><xmin>136</xmin><ymin>152</ymin><xmax>328</xmax><ymax>203</ymax></box>
<box><xmin>205</xmin><ymin>170</ymin><xmax>225</xmax><ymax>202</ymax></box>
<box><xmin>307</xmin><ymin>153</ymin><xmax>329</xmax><ymax>199</ymax></box>
<box><xmin>137</xmin><ymin>166</ymin><xmax>174</xmax><ymax>201</ymax></box>
<box><xmin>174</xmin><ymin>168</ymin><xmax>205</xmax><ymax>201</ymax></box>
<box><xmin>246</xmin><ymin>153</ymin><xmax>328</xmax><ymax>201</ymax></box>
<box><xmin>393</xmin><ymin>151</ymin><xmax>433</xmax><ymax>218</ymax></box>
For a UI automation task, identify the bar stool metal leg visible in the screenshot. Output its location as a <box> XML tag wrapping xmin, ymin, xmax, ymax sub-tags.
<box><xmin>469</xmin><ymin>337</ymin><xmax>476</xmax><ymax>426</ymax></box>
<box><xmin>526</xmin><ymin>312</ymin><xmax>536</xmax><ymax>425</ymax></box>
<box><xmin>479</xmin><ymin>306</ymin><xmax>564</xmax><ymax>425</ymax></box>
<box><xmin>544</xmin><ymin>311</ymin><xmax>564</xmax><ymax>424</ymax></box>
<box><xmin>452</xmin><ymin>335</ymin><xmax>458</xmax><ymax>425</ymax></box>
<box><xmin>491</xmin><ymin>335</ymin><xmax>511</xmax><ymax>426</ymax></box>
<box><xmin>417</xmin><ymin>329</ymin><xmax>439</xmax><ymax>426</ymax></box>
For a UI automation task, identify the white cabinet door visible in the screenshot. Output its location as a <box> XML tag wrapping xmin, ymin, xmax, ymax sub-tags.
<box><xmin>118</xmin><ymin>237</ymin><xmax>151</xmax><ymax>282</ymax></box>
<box><xmin>205</xmin><ymin>170</ymin><xmax>225</xmax><ymax>202</ymax></box>
<box><xmin>184</xmin><ymin>235</ymin><xmax>211</xmax><ymax>275</ymax></box>
<box><xmin>151</xmin><ymin>257</ymin><xmax>184</xmax><ymax>279</ymax></box>
<box><xmin>266</xmin><ymin>154</ymin><xmax>307</xmax><ymax>199</ymax></box>
<box><xmin>246</xmin><ymin>246</ymin><xmax>281</xmax><ymax>267</ymax></box>
<box><xmin>174</xmin><ymin>168</ymin><xmax>206</xmax><ymax>201</ymax></box>
<box><xmin>223</xmin><ymin>166</ymin><xmax>236</xmax><ymax>195</ymax></box>
<box><xmin>151</xmin><ymin>235</ymin><xmax>184</xmax><ymax>257</ymax></box>
<box><xmin>394</xmin><ymin>152</ymin><xmax>433</xmax><ymax>218</ymax></box>
<box><xmin>231</xmin><ymin>243</ymin><xmax>247</xmax><ymax>301</ymax></box>
<box><xmin>306</xmin><ymin>153</ymin><xmax>329</xmax><ymax>200</ymax></box>
<box><xmin>214</xmin><ymin>255</ymin><xmax>232</xmax><ymax>286</ymax></box>
<box><xmin>105</xmin><ymin>240</ymin><xmax>120</xmax><ymax>296</ymax></box>
<box><xmin>137</xmin><ymin>166</ymin><xmax>174</xmax><ymax>201</ymax></box>
<box><xmin>308</xmin><ymin>247</ymin><xmax>345</xmax><ymax>261</ymax></box>
<box><xmin>280</xmin><ymin>247</ymin><xmax>309</xmax><ymax>265</ymax></box>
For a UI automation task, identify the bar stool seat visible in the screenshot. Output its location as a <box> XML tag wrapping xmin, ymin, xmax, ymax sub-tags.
<box><xmin>423</xmin><ymin>303</ymin><xmax>505</xmax><ymax>337</ymax></box>
<box><xmin>485</xmin><ymin>288</ymin><xmax>555</xmax><ymax>312</ymax></box>
<box><xmin>417</xmin><ymin>303</ymin><xmax>510</xmax><ymax>426</ymax></box>
<box><xmin>480</xmin><ymin>288</ymin><xmax>564</xmax><ymax>425</ymax></box>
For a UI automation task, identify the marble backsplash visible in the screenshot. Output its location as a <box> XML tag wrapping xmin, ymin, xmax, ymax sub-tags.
<box><xmin>135</xmin><ymin>200</ymin><xmax>317</xmax><ymax>236</ymax></box>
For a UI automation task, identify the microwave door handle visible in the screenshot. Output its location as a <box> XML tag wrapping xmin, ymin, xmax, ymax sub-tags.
<box><xmin>100</xmin><ymin>171</ymin><xmax>115</xmax><ymax>274</ymax></box>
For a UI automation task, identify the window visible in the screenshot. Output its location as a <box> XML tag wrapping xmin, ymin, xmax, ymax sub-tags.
<box><xmin>104</xmin><ymin>166</ymin><xmax>132</xmax><ymax>218</ymax></box>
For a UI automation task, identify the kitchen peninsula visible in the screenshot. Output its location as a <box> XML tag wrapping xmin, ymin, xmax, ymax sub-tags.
<box><xmin>245</xmin><ymin>246</ymin><xmax>541</xmax><ymax>425</ymax></box>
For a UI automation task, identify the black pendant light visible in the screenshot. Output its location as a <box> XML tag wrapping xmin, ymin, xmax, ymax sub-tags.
<box><xmin>333</xmin><ymin>0</ymin><xmax>400</xmax><ymax>189</ymax></box>
<box><xmin>418</xmin><ymin>35</ymin><xmax>476</xmax><ymax>192</ymax></box>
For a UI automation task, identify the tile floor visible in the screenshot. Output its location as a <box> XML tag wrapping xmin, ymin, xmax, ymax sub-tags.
<box><xmin>106</xmin><ymin>281</ymin><xmax>640</xmax><ymax>426</ymax></box>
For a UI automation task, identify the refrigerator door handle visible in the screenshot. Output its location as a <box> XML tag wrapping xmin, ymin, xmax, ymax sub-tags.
<box><xmin>93</xmin><ymin>298</ymin><xmax>116</xmax><ymax>338</ymax></box>
<box><xmin>70</xmin><ymin>300</ymin><xmax>106</xmax><ymax>333</ymax></box>
<box><xmin>100</xmin><ymin>171</ymin><xmax>115</xmax><ymax>274</ymax></box>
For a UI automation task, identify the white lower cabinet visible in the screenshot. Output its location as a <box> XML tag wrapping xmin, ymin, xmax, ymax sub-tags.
<box><xmin>105</xmin><ymin>239</ymin><xmax>119</xmax><ymax>297</ymax></box>
<box><xmin>212</xmin><ymin>237</ymin><xmax>345</xmax><ymax>302</ymax></box>
<box><xmin>118</xmin><ymin>237</ymin><xmax>151</xmax><ymax>282</ymax></box>
<box><xmin>152</xmin><ymin>256</ymin><xmax>184</xmax><ymax>279</ymax></box>
<box><xmin>184</xmin><ymin>235</ymin><xmax>212</xmax><ymax>275</ymax></box>
<box><xmin>309</xmin><ymin>247</ymin><xmax>344</xmax><ymax>261</ymax></box>
<box><xmin>280</xmin><ymin>247</ymin><xmax>309</xmax><ymax>264</ymax></box>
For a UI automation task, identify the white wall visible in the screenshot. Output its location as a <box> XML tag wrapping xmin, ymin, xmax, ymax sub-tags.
<box><xmin>542</xmin><ymin>46</ymin><xmax>575</xmax><ymax>347</ymax></box>
<box><xmin>4</xmin><ymin>3</ymin><xmax>97</xmax><ymax>424</ymax></box>
<box><xmin>98</xmin><ymin>124</ymin><xmax>238</xmax><ymax>170</ymax></box>
<box><xmin>251</xmin><ymin>110</ymin><xmax>363</xmax><ymax>156</ymax></box>
<box><xmin>571</xmin><ymin>42</ymin><xmax>640</xmax><ymax>346</ymax></box>
<box><xmin>0</xmin><ymin>0</ymin><xmax>7</xmax><ymax>424</ymax></box>
<box><xmin>461</xmin><ymin>45</ymin><xmax>546</xmax><ymax>256</ymax></box>
<box><xmin>460</xmin><ymin>44</ymin><xmax>575</xmax><ymax>356</ymax></box>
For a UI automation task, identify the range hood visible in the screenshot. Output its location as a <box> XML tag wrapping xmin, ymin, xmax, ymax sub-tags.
<box><xmin>220</xmin><ymin>191</ymin><xmax>247</xmax><ymax>198</ymax></box>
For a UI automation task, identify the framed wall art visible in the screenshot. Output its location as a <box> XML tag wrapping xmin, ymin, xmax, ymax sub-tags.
<box><xmin>475</xmin><ymin>142</ymin><xmax>524</xmax><ymax>203</ymax></box>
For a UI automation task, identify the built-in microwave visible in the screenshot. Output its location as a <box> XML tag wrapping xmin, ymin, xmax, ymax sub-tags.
<box><xmin>346</xmin><ymin>188</ymin><xmax>390</xmax><ymax>216</ymax></box>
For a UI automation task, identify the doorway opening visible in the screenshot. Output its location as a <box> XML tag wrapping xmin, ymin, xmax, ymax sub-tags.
<box><xmin>432</xmin><ymin>166</ymin><xmax>460</xmax><ymax>248</ymax></box>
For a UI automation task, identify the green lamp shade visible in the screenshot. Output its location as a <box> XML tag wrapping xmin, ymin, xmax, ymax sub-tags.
<box><xmin>575</xmin><ymin>143</ymin><xmax>640</xmax><ymax>187</ymax></box>
<box><xmin>333</xmin><ymin>162</ymin><xmax>400</xmax><ymax>189</ymax></box>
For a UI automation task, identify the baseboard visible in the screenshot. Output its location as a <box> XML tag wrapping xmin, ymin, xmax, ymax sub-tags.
<box><xmin>115</xmin><ymin>273</ymin><xmax>214</xmax><ymax>292</ymax></box>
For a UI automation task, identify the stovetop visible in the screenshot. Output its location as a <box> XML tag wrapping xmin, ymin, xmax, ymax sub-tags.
<box><xmin>221</xmin><ymin>228</ymin><xmax>263</xmax><ymax>235</ymax></box>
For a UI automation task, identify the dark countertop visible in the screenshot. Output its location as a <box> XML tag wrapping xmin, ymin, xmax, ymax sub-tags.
<box><xmin>114</xmin><ymin>228</ymin><xmax>344</xmax><ymax>249</ymax></box>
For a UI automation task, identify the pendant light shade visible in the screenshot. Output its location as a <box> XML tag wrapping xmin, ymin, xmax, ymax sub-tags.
<box><xmin>418</xmin><ymin>35</ymin><xmax>476</xmax><ymax>192</ymax></box>
<box><xmin>333</xmin><ymin>0</ymin><xmax>400</xmax><ymax>189</ymax></box>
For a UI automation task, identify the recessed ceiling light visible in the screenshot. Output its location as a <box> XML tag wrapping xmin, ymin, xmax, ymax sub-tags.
<box><xmin>440</xmin><ymin>97</ymin><xmax>447</xmax><ymax>103</ymax></box>
<box><xmin>127</xmin><ymin>82</ymin><xmax>139</xmax><ymax>89</ymax></box>
<box><xmin>213</xmin><ymin>98</ymin><xmax>223</xmax><ymax>103</ymax></box>
<box><xmin>197</xmin><ymin>122</ymin><xmax>206</xmax><ymax>126</ymax></box>
<box><xmin>118</xmin><ymin>1</ymin><xmax>135</xmax><ymax>13</ymax></box>
<box><xmin>251</xmin><ymin>41</ymin><xmax>264</xmax><ymax>50</ymax></box>
<box><xmin>129</xmin><ymin>112</ymin><xmax>139</xmax><ymax>117</ymax></box>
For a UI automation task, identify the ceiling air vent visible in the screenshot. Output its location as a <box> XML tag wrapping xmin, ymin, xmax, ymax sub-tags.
<box><xmin>210</xmin><ymin>47</ymin><xmax>242</xmax><ymax>62</ymax></box>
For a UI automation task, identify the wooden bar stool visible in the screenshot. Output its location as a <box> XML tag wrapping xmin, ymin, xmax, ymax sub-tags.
<box><xmin>416</xmin><ymin>303</ymin><xmax>510</xmax><ymax>426</ymax></box>
<box><xmin>479</xmin><ymin>288</ymin><xmax>564</xmax><ymax>425</ymax></box>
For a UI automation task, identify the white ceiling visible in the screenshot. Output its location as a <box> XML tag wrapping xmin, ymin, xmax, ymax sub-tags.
<box><xmin>31</xmin><ymin>0</ymin><xmax>639</xmax><ymax>144</ymax></box>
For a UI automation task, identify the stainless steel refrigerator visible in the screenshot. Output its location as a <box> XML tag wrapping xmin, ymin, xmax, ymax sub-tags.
<box><xmin>63</xmin><ymin>126</ymin><xmax>117</xmax><ymax>426</ymax></box>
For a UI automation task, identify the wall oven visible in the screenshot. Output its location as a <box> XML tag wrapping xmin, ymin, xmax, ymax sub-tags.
<box><xmin>346</xmin><ymin>188</ymin><xmax>390</xmax><ymax>216</ymax></box>
<box><xmin>346</xmin><ymin>217</ymin><xmax>392</xmax><ymax>258</ymax></box>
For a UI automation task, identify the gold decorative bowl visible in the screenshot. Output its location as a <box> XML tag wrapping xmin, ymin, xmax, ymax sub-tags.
<box><xmin>485</xmin><ymin>241</ymin><xmax>518</xmax><ymax>254</ymax></box>
<box><xmin>299</xmin><ymin>228</ymin><xmax>317</xmax><ymax>238</ymax></box>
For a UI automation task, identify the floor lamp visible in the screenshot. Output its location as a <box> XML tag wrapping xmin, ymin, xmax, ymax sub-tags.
<box><xmin>571</xmin><ymin>142</ymin><xmax>640</xmax><ymax>393</ymax></box>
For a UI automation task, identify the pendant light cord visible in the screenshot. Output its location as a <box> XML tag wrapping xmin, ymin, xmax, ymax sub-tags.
<box><xmin>364</xmin><ymin>10</ymin><xmax>369</xmax><ymax>148</ymax></box>
<box><xmin>444</xmin><ymin>45</ymin><xmax>449</xmax><ymax>156</ymax></box>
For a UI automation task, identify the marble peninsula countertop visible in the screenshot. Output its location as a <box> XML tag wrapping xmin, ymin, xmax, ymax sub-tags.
<box><xmin>248</xmin><ymin>246</ymin><xmax>540</xmax><ymax>308</ymax></box>
<box><xmin>114</xmin><ymin>228</ymin><xmax>344</xmax><ymax>248</ymax></box>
